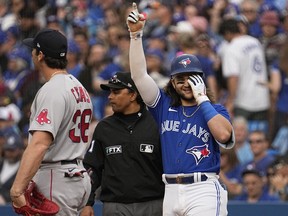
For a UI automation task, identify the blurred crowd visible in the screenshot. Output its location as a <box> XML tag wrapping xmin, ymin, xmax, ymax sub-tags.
<box><xmin>0</xmin><ymin>0</ymin><xmax>288</xmax><ymax>205</ymax></box>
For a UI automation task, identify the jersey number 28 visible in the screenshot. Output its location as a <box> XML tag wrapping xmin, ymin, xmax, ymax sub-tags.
<box><xmin>69</xmin><ymin>109</ymin><xmax>92</xmax><ymax>143</ymax></box>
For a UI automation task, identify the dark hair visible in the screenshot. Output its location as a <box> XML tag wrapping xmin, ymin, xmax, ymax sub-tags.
<box><xmin>249</xmin><ymin>129</ymin><xmax>267</xmax><ymax>140</ymax></box>
<box><xmin>178</xmin><ymin>33</ymin><xmax>196</xmax><ymax>49</ymax></box>
<box><xmin>36</xmin><ymin>49</ymin><xmax>67</xmax><ymax>69</ymax></box>
<box><xmin>19</xmin><ymin>8</ymin><xmax>35</xmax><ymax>19</ymax></box>
<box><xmin>219</xmin><ymin>18</ymin><xmax>241</xmax><ymax>35</ymax></box>
<box><xmin>127</xmin><ymin>88</ymin><xmax>144</xmax><ymax>105</ymax></box>
<box><xmin>220</xmin><ymin>147</ymin><xmax>239</xmax><ymax>169</ymax></box>
<box><xmin>163</xmin><ymin>79</ymin><xmax>215</xmax><ymax>107</ymax></box>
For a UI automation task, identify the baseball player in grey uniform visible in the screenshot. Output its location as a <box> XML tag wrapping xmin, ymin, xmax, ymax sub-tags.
<box><xmin>10</xmin><ymin>29</ymin><xmax>93</xmax><ymax>215</ymax></box>
<box><xmin>127</xmin><ymin>3</ymin><xmax>235</xmax><ymax>216</ymax></box>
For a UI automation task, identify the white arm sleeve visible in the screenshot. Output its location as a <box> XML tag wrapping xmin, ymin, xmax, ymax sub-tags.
<box><xmin>129</xmin><ymin>38</ymin><xmax>160</xmax><ymax>106</ymax></box>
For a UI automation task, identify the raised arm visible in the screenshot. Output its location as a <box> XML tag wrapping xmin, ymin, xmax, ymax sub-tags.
<box><xmin>127</xmin><ymin>2</ymin><xmax>160</xmax><ymax>106</ymax></box>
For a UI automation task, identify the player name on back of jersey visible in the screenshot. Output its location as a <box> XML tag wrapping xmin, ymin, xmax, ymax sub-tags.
<box><xmin>71</xmin><ymin>86</ymin><xmax>91</xmax><ymax>104</ymax></box>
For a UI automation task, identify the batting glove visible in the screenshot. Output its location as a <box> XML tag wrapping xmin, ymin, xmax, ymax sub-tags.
<box><xmin>127</xmin><ymin>2</ymin><xmax>146</xmax><ymax>40</ymax></box>
<box><xmin>188</xmin><ymin>75</ymin><xmax>210</xmax><ymax>105</ymax></box>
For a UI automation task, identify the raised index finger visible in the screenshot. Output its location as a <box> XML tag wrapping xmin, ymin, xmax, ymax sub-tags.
<box><xmin>132</xmin><ymin>2</ymin><xmax>138</xmax><ymax>13</ymax></box>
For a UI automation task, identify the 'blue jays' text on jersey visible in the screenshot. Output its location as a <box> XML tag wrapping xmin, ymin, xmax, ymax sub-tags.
<box><xmin>148</xmin><ymin>90</ymin><xmax>231</xmax><ymax>175</ymax></box>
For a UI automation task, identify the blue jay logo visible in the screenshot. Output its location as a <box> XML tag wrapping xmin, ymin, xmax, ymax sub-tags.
<box><xmin>179</xmin><ymin>58</ymin><xmax>191</xmax><ymax>68</ymax></box>
<box><xmin>186</xmin><ymin>144</ymin><xmax>210</xmax><ymax>165</ymax></box>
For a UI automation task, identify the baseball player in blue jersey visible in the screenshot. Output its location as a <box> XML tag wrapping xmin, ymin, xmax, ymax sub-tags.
<box><xmin>127</xmin><ymin>3</ymin><xmax>235</xmax><ymax>216</ymax></box>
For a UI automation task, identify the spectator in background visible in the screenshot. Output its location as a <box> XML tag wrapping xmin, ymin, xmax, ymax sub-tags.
<box><xmin>209</xmin><ymin>0</ymin><xmax>240</xmax><ymax>33</ymax></box>
<box><xmin>0</xmin><ymin>81</ymin><xmax>16</xmax><ymax>109</ymax></box>
<box><xmin>239</xmin><ymin>0</ymin><xmax>261</xmax><ymax>37</ymax></box>
<box><xmin>0</xmin><ymin>26</ymin><xmax>21</xmax><ymax>74</ymax></box>
<box><xmin>170</xmin><ymin>20</ymin><xmax>197</xmax><ymax>40</ymax></box>
<box><xmin>92</xmin><ymin>58</ymin><xmax>124</xmax><ymax>120</ymax></box>
<box><xmin>234</xmin><ymin>14</ymin><xmax>250</xmax><ymax>35</ymax></box>
<box><xmin>104</xmin><ymin>7</ymin><xmax>122</xmax><ymax>27</ymax></box>
<box><xmin>0</xmin><ymin>126</ymin><xmax>24</xmax><ymax>204</ymax></box>
<box><xmin>281</xmin><ymin>10</ymin><xmax>288</xmax><ymax>35</ymax></box>
<box><xmin>168</xmin><ymin>20</ymin><xmax>195</xmax><ymax>51</ymax></box>
<box><xmin>242</xmin><ymin>130</ymin><xmax>275</xmax><ymax>176</ymax></box>
<box><xmin>235</xmin><ymin>169</ymin><xmax>280</xmax><ymax>202</ymax></box>
<box><xmin>27</xmin><ymin>0</ymin><xmax>48</xmax><ymax>29</ymax></box>
<box><xmin>219</xmin><ymin>18</ymin><xmax>270</xmax><ymax>133</ymax></box>
<box><xmin>196</xmin><ymin>33</ymin><xmax>221</xmax><ymax>75</ymax></box>
<box><xmin>10</xmin><ymin>0</ymin><xmax>25</xmax><ymax>20</ymax></box>
<box><xmin>269</xmin><ymin>37</ymin><xmax>288</xmax><ymax>145</ymax></box>
<box><xmin>166</xmin><ymin>21</ymin><xmax>194</xmax><ymax>72</ymax></box>
<box><xmin>146</xmin><ymin>33</ymin><xmax>168</xmax><ymax>53</ymax></box>
<box><xmin>46</xmin><ymin>14</ymin><xmax>62</xmax><ymax>31</ymax></box>
<box><xmin>0</xmin><ymin>0</ymin><xmax>18</xmax><ymax>32</ymax></box>
<box><xmin>69</xmin><ymin>0</ymin><xmax>89</xmax><ymax>37</ymax></box>
<box><xmin>190</xmin><ymin>16</ymin><xmax>209</xmax><ymax>36</ymax></box>
<box><xmin>2</xmin><ymin>47</ymin><xmax>31</xmax><ymax>108</ymax></box>
<box><xmin>232</xmin><ymin>116</ymin><xmax>253</xmax><ymax>165</ymax></box>
<box><xmin>145</xmin><ymin>48</ymin><xmax>169</xmax><ymax>89</ymax></box>
<box><xmin>0</xmin><ymin>103</ymin><xmax>21</xmax><ymax>129</ymax></box>
<box><xmin>256</xmin><ymin>10</ymin><xmax>284</xmax><ymax>140</ymax></box>
<box><xmin>16</xmin><ymin>66</ymin><xmax>44</xmax><ymax>147</ymax></box>
<box><xmin>257</xmin><ymin>12</ymin><xmax>284</xmax><ymax>140</ymax></box>
<box><xmin>0</xmin><ymin>81</ymin><xmax>22</xmax><ymax>131</ymax></box>
<box><xmin>113</xmin><ymin>31</ymin><xmax>130</xmax><ymax>73</ymax></box>
<box><xmin>78</xmin><ymin>42</ymin><xmax>108</xmax><ymax>120</ymax></box>
<box><xmin>73</xmin><ymin>30</ymin><xmax>90</xmax><ymax>64</ymax></box>
<box><xmin>267</xmin><ymin>155</ymin><xmax>288</xmax><ymax>201</ymax></box>
<box><xmin>144</xmin><ymin>2</ymin><xmax>174</xmax><ymax>42</ymax></box>
<box><xmin>18</xmin><ymin>8</ymin><xmax>39</xmax><ymax>41</ymax></box>
<box><xmin>67</xmin><ymin>39</ymin><xmax>83</xmax><ymax>78</ymax></box>
<box><xmin>219</xmin><ymin>147</ymin><xmax>243</xmax><ymax>199</ymax></box>
<box><xmin>105</xmin><ymin>24</ymin><xmax>126</xmax><ymax>61</ymax></box>
<box><xmin>268</xmin><ymin>38</ymin><xmax>288</xmax><ymax>156</ymax></box>
<box><xmin>258</xmin><ymin>10</ymin><xmax>286</xmax><ymax>69</ymax></box>
<box><xmin>183</xmin><ymin>4</ymin><xmax>198</xmax><ymax>24</ymax></box>
<box><xmin>214</xmin><ymin>14</ymin><xmax>249</xmax><ymax>104</ymax></box>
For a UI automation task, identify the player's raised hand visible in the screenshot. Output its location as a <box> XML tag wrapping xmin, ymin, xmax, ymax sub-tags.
<box><xmin>188</xmin><ymin>75</ymin><xmax>210</xmax><ymax>105</ymax></box>
<box><xmin>127</xmin><ymin>2</ymin><xmax>146</xmax><ymax>35</ymax></box>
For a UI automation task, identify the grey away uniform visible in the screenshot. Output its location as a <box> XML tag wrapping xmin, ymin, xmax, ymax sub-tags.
<box><xmin>29</xmin><ymin>74</ymin><xmax>93</xmax><ymax>215</ymax></box>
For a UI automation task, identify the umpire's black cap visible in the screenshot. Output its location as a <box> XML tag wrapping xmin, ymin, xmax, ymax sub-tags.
<box><xmin>23</xmin><ymin>28</ymin><xmax>67</xmax><ymax>59</ymax></box>
<box><xmin>100</xmin><ymin>72</ymin><xmax>138</xmax><ymax>92</ymax></box>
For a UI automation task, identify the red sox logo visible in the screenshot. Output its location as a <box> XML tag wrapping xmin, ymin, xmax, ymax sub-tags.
<box><xmin>186</xmin><ymin>144</ymin><xmax>210</xmax><ymax>165</ymax></box>
<box><xmin>36</xmin><ymin>109</ymin><xmax>51</xmax><ymax>125</ymax></box>
<box><xmin>179</xmin><ymin>58</ymin><xmax>191</xmax><ymax>68</ymax></box>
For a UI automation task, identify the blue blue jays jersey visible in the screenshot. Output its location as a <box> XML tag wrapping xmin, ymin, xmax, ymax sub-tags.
<box><xmin>149</xmin><ymin>90</ymin><xmax>231</xmax><ymax>174</ymax></box>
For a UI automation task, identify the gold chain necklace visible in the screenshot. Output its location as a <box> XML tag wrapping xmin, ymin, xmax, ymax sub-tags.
<box><xmin>182</xmin><ymin>106</ymin><xmax>200</xmax><ymax>118</ymax></box>
<box><xmin>51</xmin><ymin>70</ymin><xmax>66</xmax><ymax>78</ymax></box>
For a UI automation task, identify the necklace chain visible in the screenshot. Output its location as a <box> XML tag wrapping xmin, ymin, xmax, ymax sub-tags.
<box><xmin>182</xmin><ymin>106</ymin><xmax>200</xmax><ymax>118</ymax></box>
<box><xmin>51</xmin><ymin>70</ymin><xmax>66</xmax><ymax>78</ymax></box>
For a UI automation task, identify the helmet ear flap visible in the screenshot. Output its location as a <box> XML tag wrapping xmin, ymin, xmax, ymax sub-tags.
<box><xmin>170</xmin><ymin>54</ymin><xmax>203</xmax><ymax>76</ymax></box>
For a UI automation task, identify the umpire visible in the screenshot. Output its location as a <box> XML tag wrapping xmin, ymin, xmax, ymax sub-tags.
<box><xmin>81</xmin><ymin>72</ymin><xmax>164</xmax><ymax>216</ymax></box>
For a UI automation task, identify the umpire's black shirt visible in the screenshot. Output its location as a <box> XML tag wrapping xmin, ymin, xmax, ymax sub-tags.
<box><xmin>84</xmin><ymin>107</ymin><xmax>164</xmax><ymax>205</ymax></box>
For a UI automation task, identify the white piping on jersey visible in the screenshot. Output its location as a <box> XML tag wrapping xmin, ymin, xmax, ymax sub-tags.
<box><xmin>148</xmin><ymin>90</ymin><xmax>161</xmax><ymax>108</ymax></box>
